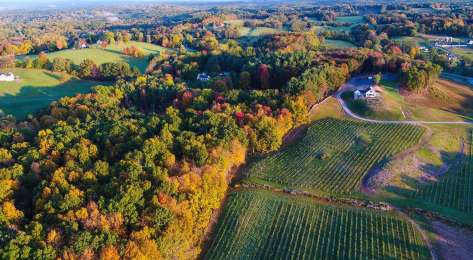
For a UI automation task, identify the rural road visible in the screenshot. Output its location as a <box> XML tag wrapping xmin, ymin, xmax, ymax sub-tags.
<box><xmin>335</xmin><ymin>76</ymin><xmax>473</xmax><ymax>125</ymax></box>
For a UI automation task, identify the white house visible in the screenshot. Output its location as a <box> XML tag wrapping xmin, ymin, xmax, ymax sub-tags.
<box><xmin>0</xmin><ymin>72</ymin><xmax>15</xmax><ymax>82</ymax></box>
<box><xmin>197</xmin><ymin>73</ymin><xmax>210</xmax><ymax>81</ymax></box>
<box><xmin>468</xmin><ymin>40</ymin><xmax>473</xmax><ymax>45</ymax></box>
<box><xmin>354</xmin><ymin>86</ymin><xmax>378</xmax><ymax>100</ymax></box>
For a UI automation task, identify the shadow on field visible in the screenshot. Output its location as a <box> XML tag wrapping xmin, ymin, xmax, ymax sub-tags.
<box><xmin>0</xmin><ymin>79</ymin><xmax>107</xmax><ymax>119</ymax></box>
<box><xmin>383</xmin><ymin>149</ymin><xmax>470</xmax><ymax>214</ymax></box>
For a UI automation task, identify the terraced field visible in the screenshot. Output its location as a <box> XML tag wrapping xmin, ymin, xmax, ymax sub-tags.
<box><xmin>406</xmin><ymin>130</ymin><xmax>473</xmax><ymax>214</ymax></box>
<box><xmin>245</xmin><ymin>118</ymin><xmax>425</xmax><ymax>195</ymax></box>
<box><xmin>205</xmin><ymin>190</ymin><xmax>430</xmax><ymax>260</ymax></box>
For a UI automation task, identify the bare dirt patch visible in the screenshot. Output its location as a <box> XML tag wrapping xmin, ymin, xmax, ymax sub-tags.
<box><xmin>432</xmin><ymin>221</ymin><xmax>473</xmax><ymax>260</ymax></box>
<box><xmin>361</xmin><ymin>127</ymin><xmax>433</xmax><ymax>195</ymax></box>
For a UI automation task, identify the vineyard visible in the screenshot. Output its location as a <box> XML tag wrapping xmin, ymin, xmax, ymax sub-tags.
<box><xmin>406</xmin><ymin>130</ymin><xmax>473</xmax><ymax>215</ymax></box>
<box><xmin>245</xmin><ymin>118</ymin><xmax>425</xmax><ymax>195</ymax></box>
<box><xmin>204</xmin><ymin>190</ymin><xmax>430</xmax><ymax>260</ymax></box>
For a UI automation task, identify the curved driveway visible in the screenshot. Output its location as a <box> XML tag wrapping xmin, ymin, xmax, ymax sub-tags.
<box><xmin>335</xmin><ymin>76</ymin><xmax>473</xmax><ymax>125</ymax></box>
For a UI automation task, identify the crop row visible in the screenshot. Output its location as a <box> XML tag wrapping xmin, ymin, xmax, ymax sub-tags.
<box><xmin>408</xmin><ymin>129</ymin><xmax>473</xmax><ymax>214</ymax></box>
<box><xmin>246</xmin><ymin>118</ymin><xmax>425</xmax><ymax>195</ymax></box>
<box><xmin>204</xmin><ymin>190</ymin><xmax>430</xmax><ymax>260</ymax></box>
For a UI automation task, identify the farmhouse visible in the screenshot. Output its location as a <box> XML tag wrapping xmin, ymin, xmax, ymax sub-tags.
<box><xmin>197</xmin><ymin>73</ymin><xmax>210</xmax><ymax>81</ymax></box>
<box><xmin>354</xmin><ymin>87</ymin><xmax>378</xmax><ymax>100</ymax></box>
<box><xmin>0</xmin><ymin>72</ymin><xmax>15</xmax><ymax>82</ymax></box>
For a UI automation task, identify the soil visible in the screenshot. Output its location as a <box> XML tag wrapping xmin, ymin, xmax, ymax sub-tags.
<box><xmin>431</xmin><ymin>221</ymin><xmax>473</xmax><ymax>260</ymax></box>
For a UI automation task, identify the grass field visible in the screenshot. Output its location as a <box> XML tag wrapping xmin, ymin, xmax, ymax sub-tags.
<box><xmin>0</xmin><ymin>68</ymin><xmax>106</xmax><ymax>118</ymax></box>
<box><xmin>322</xmin><ymin>39</ymin><xmax>357</xmax><ymax>49</ymax></box>
<box><xmin>451</xmin><ymin>47</ymin><xmax>473</xmax><ymax>61</ymax></box>
<box><xmin>205</xmin><ymin>189</ymin><xmax>430</xmax><ymax>260</ymax></box>
<box><xmin>245</xmin><ymin>118</ymin><xmax>425</xmax><ymax>196</ymax></box>
<box><xmin>335</xmin><ymin>16</ymin><xmax>365</xmax><ymax>24</ymax></box>
<box><xmin>382</xmin><ymin>128</ymin><xmax>473</xmax><ymax>222</ymax></box>
<box><xmin>26</xmin><ymin>41</ymin><xmax>168</xmax><ymax>72</ymax></box>
<box><xmin>392</xmin><ymin>36</ymin><xmax>427</xmax><ymax>47</ymax></box>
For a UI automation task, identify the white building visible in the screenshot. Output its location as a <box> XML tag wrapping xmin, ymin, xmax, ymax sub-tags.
<box><xmin>0</xmin><ymin>72</ymin><xmax>15</xmax><ymax>82</ymax></box>
<box><xmin>197</xmin><ymin>73</ymin><xmax>210</xmax><ymax>81</ymax></box>
<box><xmin>354</xmin><ymin>87</ymin><xmax>378</xmax><ymax>100</ymax></box>
<box><xmin>354</xmin><ymin>90</ymin><xmax>363</xmax><ymax>100</ymax></box>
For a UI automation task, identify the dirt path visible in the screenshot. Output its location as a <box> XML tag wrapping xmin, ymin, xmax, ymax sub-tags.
<box><xmin>431</xmin><ymin>221</ymin><xmax>473</xmax><ymax>260</ymax></box>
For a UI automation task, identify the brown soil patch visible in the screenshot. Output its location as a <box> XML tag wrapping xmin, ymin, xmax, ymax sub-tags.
<box><xmin>432</xmin><ymin>221</ymin><xmax>473</xmax><ymax>260</ymax></box>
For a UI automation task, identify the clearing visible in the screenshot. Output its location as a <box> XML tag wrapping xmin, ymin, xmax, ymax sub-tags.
<box><xmin>322</xmin><ymin>39</ymin><xmax>357</xmax><ymax>49</ymax></box>
<box><xmin>0</xmin><ymin>68</ymin><xmax>107</xmax><ymax>118</ymax></box>
<box><xmin>25</xmin><ymin>41</ymin><xmax>169</xmax><ymax>72</ymax></box>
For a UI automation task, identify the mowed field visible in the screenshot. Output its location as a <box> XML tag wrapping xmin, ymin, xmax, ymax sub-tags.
<box><xmin>205</xmin><ymin>189</ymin><xmax>430</xmax><ymax>260</ymax></box>
<box><xmin>0</xmin><ymin>68</ymin><xmax>106</xmax><ymax>118</ymax></box>
<box><xmin>27</xmin><ymin>41</ymin><xmax>168</xmax><ymax>72</ymax></box>
<box><xmin>322</xmin><ymin>39</ymin><xmax>356</xmax><ymax>49</ymax></box>
<box><xmin>245</xmin><ymin>118</ymin><xmax>424</xmax><ymax>195</ymax></box>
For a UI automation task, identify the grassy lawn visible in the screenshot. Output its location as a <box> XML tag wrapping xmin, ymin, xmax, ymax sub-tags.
<box><xmin>335</xmin><ymin>15</ymin><xmax>365</xmax><ymax>24</ymax></box>
<box><xmin>25</xmin><ymin>41</ymin><xmax>169</xmax><ymax>72</ymax></box>
<box><xmin>392</xmin><ymin>36</ymin><xmax>428</xmax><ymax>47</ymax></box>
<box><xmin>322</xmin><ymin>39</ymin><xmax>356</xmax><ymax>49</ymax></box>
<box><xmin>0</xmin><ymin>68</ymin><xmax>107</xmax><ymax>119</ymax></box>
<box><xmin>343</xmin><ymin>77</ymin><xmax>473</xmax><ymax>122</ymax></box>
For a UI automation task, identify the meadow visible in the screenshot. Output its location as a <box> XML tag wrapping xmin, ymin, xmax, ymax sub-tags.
<box><xmin>26</xmin><ymin>41</ymin><xmax>168</xmax><ymax>72</ymax></box>
<box><xmin>322</xmin><ymin>39</ymin><xmax>356</xmax><ymax>49</ymax></box>
<box><xmin>0</xmin><ymin>68</ymin><xmax>106</xmax><ymax>118</ymax></box>
<box><xmin>205</xmin><ymin>189</ymin><xmax>430</xmax><ymax>260</ymax></box>
<box><xmin>245</xmin><ymin>118</ymin><xmax>425</xmax><ymax>196</ymax></box>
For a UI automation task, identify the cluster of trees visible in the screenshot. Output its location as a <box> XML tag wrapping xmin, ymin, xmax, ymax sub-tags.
<box><xmin>0</xmin><ymin>61</ymin><xmax>319</xmax><ymax>258</ymax></box>
<box><xmin>122</xmin><ymin>46</ymin><xmax>145</xmax><ymax>58</ymax></box>
<box><xmin>0</xmin><ymin>34</ymin><xmax>69</xmax><ymax>56</ymax></box>
<box><xmin>401</xmin><ymin>62</ymin><xmax>442</xmax><ymax>92</ymax></box>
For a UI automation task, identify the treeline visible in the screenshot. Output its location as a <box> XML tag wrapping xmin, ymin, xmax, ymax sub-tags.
<box><xmin>400</xmin><ymin>62</ymin><xmax>442</xmax><ymax>92</ymax></box>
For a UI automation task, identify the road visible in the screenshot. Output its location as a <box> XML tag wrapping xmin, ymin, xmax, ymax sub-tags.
<box><xmin>335</xmin><ymin>76</ymin><xmax>473</xmax><ymax>125</ymax></box>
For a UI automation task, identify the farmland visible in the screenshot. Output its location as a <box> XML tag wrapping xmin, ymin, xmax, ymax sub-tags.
<box><xmin>0</xmin><ymin>68</ymin><xmax>106</xmax><ymax>118</ymax></box>
<box><xmin>205</xmin><ymin>189</ymin><xmax>430</xmax><ymax>260</ymax></box>
<box><xmin>381</xmin><ymin>129</ymin><xmax>473</xmax><ymax>222</ymax></box>
<box><xmin>245</xmin><ymin>118</ymin><xmax>425</xmax><ymax>196</ymax></box>
<box><xmin>322</xmin><ymin>39</ymin><xmax>356</xmax><ymax>49</ymax></box>
<box><xmin>26</xmin><ymin>41</ymin><xmax>168</xmax><ymax>72</ymax></box>
<box><xmin>409</xmin><ymin>131</ymin><xmax>473</xmax><ymax>213</ymax></box>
